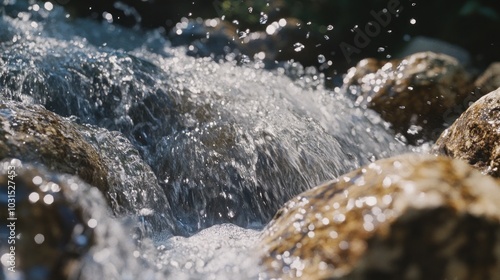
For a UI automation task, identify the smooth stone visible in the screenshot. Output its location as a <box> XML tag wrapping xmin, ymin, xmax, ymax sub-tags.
<box><xmin>259</xmin><ymin>154</ymin><xmax>500</xmax><ymax>279</ymax></box>
<box><xmin>343</xmin><ymin>52</ymin><xmax>474</xmax><ymax>144</ymax></box>
<box><xmin>434</xmin><ymin>87</ymin><xmax>500</xmax><ymax>178</ymax></box>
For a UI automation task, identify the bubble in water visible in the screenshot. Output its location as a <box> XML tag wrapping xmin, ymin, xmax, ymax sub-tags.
<box><xmin>317</xmin><ymin>54</ymin><xmax>326</xmax><ymax>63</ymax></box>
<box><xmin>377</xmin><ymin>47</ymin><xmax>385</xmax><ymax>52</ymax></box>
<box><xmin>260</xmin><ymin>13</ymin><xmax>268</xmax><ymax>24</ymax></box>
<box><xmin>232</xmin><ymin>20</ymin><xmax>239</xmax><ymax>25</ymax></box>
<box><xmin>248</xmin><ymin>7</ymin><xmax>253</xmax><ymax>13</ymax></box>
<box><xmin>293</xmin><ymin>42</ymin><xmax>305</xmax><ymax>52</ymax></box>
<box><xmin>410</xmin><ymin>18</ymin><xmax>416</xmax><ymax>25</ymax></box>
<box><xmin>327</xmin><ymin>25</ymin><xmax>334</xmax><ymax>31</ymax></box>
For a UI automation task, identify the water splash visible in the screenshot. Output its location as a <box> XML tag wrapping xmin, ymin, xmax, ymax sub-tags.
<box><xmin>0</xmin><ymin>1</ymin><xmax>408</xmax><ymax>278</ymax></box>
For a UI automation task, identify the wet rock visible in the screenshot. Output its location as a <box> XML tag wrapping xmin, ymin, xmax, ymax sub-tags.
<box><xmin>0</xmin><ymin>101</ymin><xmax>179</xmax><ymax>235</ymax></box>
<box><xmin>260</xmin><ymin>154</ymin><xmax>500</xmax><ymax>279</ymax></box>
<box><xmin>475</xmin><ymin>63</ymin><xmax>500</xmax><ymax>96</ymax></box>
<box><xmin>344</xmin><ymin>52</ymin><xmax>474</xmax><ymax>144</ymax></box>
<box><xmin>398</xmin><ymin>36</ymin><xmax>471</xmax><ymax>66</ymax></box>
<box><xmin>0</xmin><ymin>101</ymin><xmax>108</xmax><ymax>192</ymax></box>
<box><xmin>169</xmin><ymin>18</ymin><xmax>239</xmax><ymax>59</ymax></box>
<box><xmin>0</xmin><ymin>159</ymin><xmax>146</xmax><ymax>279</ymax></box>
<box><xmin>434</xmin><ymin>88</ymin><xmax>500</xmax><ymax>178</ymax></box>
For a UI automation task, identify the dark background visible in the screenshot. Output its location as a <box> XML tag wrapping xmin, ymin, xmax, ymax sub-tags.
<box><xmin>47</xmin><ymin>0</ymin><xmax>499</xmax><ymax>74</ymax></box>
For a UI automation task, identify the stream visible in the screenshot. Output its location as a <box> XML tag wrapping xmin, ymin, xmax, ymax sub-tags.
<box><xmin>0</xmin><ymin>1</ymin><xmax>411</xmax><ymax>279</ymax></box>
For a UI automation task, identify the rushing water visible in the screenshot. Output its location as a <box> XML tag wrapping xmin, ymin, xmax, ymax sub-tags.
<box><xmin>0</xmin><ymin>1</ymin><xmax>409</xmax><ymax>279</ymax></box>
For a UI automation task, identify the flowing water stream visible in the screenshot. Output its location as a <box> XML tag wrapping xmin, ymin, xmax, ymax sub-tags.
<box><xmin>0</xmin><ymin>1</ymin><xmax>411</xmax><ymax>279</ymax></box>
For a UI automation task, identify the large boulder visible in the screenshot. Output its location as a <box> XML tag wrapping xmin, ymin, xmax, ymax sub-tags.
<box><xmin>434</xmin><ymin>88</ymin><xmax>500</xmax><ymax>178</ymax></box>
<box><xmin>344</xmin><ymin>52</ymin><xmax>474</xmax><ymax>144</ymax></box>
<box><xmin>260</xmin><ymin>154</ymin><xmax>500</xmax><ymax>279</ymax></box>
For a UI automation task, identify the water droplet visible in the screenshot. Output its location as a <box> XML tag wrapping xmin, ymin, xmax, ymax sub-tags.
<box><xmin>32</xmin><ymin>176</ymin><xmax>43</xmax><ymax>185</ymax></box>
<box><xmin>28</xmin><ymin>192</ymin><xmax>40</xmax><ymax>203</ymax></box>
<box><xmin>44</xmin><ymin>2</ymin><xmax>53</xmax><ymax>11</ymax></box>
<box><xmin>87</xmin><ymin>219</ymin><xmax>98</xmax><ymax>228</ymax></box>
<box><xmin>317</xmin><ymin>54</ymin><xmax>326</xmax><ymax>63</ymax></box>
<box><xmin>259</xmin><ymin>13</ymin><xmax>268</xmax><ymax>24</ymax></box>
<box><xmin>34</xmin><ymin>233</ymin><xmax>45</xmax><ymax>244</ymax></box>
<box><xmin>293</xmin><ymin>42</ymin><xmax>305</xmax><ymax>52</ymax></box>
<box><xmin>43</xmin><ymin>194</ymin><xmax>54</xmax><ymax>205</ymax></box>
<box><xmin>339</xmin><ymin>241</ymin><xmax>349</xmax><ymax>250</ymax></box>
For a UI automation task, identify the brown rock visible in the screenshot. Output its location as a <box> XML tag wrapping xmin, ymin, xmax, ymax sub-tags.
<box><xmin>475</xmin><ymin>63</ymin><xmax>500</xmax><ymax>96</ymax></box>
<box><xmin>259</xmin><ymin>154</ymin><xmax>500</xmax><ymax>279</ymax></box>
<box><xmin>0</xmin><ymin>101</ymin><xmax>108</xmax><ymax>193</ymax></box>
<box><xmin>0</xmin><ymin>159</ymin><xmax>144</xmax><ymax>279</ymax></box>
<box><xmin>343</xmin><ymin>52</ymin><xmax>474</xmax><ymax>144</ymax></box>
<box><xmin>434</xmin><ymin>88</ymin><xmax>500</xmax><ymax>178</ymax></box>
<box><xmin>0</xmin><ymin>159</ymin><xmax>96</xmax><ymax>279</ymax></box>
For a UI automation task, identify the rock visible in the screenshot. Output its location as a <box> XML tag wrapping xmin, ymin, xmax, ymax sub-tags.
<box><xmin>259</xmin><ymin>154</ymin><xmax>500</xmax><ymax>279</ymax></box>
<box><xmin>0</xmin><ymin>101</ymin><xmax>180</xmax><ymax>235</ymax></box>
<box><xmin>169</xmin><ymin>18</ymin><xmax>239</xmax><ymax>59</ymax></box>
<box><xmin>0</xmin><ymin>159</ymin><xmax>145</xmax><ymax>279</ymax></box>
<box><xmin>398</xmin><ymin>36</ymin><xmax>471</xmax><ymax>66</ymax></box>
<box><xmin>0</xmin><ymin>101</ymin><xmax>108</xmax><ymax>192</ymax></box>
<box><xmin>475</xmin><ymin>63</ymin><xmax>500</xmax><ymax>96</ymax></box>
<box><xmin>434</xmin><ymin>88</ymin><xmax>500</xmax><ymax>178</ymax></box>
<box><xmin>344</xmin><ymin>52</ymin><xmax>474</xmax><ymax>144</ymax></box>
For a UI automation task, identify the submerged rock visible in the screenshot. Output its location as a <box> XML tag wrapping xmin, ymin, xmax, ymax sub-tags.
<box><xmin>344</xmin><ymin>52</ymin><xmax>474</xmax><ymax>144</ymax></box>
<box><xmin>0</xmin><ymin>159</ymin><xmax>147</xmax><ymax>279</ymax></box>
<box><xmin>260</xmin><ymin>154</ymin><xmax>500</xmax><ymax>279</ymax></box>
<box><xmin>434</xmin><ymin>88</ymin><xmax>500</xmax><ymax>178</ymax></box>
<box><xmin>0</xmin><ymin>102</ymin><xmax>108</xmax><ymax>192</ymax></box>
